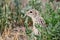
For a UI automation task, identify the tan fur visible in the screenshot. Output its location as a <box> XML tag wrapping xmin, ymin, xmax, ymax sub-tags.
<box><xmin>26</xmin><ymin>9</ymin><xmax>46</xmax><ymax>35</ymax></box>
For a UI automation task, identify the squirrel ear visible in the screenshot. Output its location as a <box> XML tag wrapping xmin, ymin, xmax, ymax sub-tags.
<box><xmin>33</xmin><ymin>11</ymin><xmax>37</xmax><ymax>17</ymax></box>
<box><xmin>35</xmin><ymin>10</ymin><xmax>39</xmax><ymax>15</ymax></box>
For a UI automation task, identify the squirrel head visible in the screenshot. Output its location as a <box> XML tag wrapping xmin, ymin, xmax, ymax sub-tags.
<box><xmin>26</xmin><ymin>9</ymin><xmax>40</xmax><ymax>18</ymax></box>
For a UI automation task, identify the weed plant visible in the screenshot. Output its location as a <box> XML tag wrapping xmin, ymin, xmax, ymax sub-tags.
<box><xmin>0</xmin><ymin>0</ymin><xmax>60</xmax><ymax>40</ymax></box>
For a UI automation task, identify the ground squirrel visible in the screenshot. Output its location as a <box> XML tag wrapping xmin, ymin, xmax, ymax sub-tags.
<box><xmin>26</xmin><ymin>9</ymin><xmax>46</xmax><ymax>35</ymax></box>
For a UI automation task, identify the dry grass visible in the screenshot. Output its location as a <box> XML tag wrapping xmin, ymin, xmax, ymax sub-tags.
<box><xmin>0</xmin><ymin>26</ymin><xmax>28</xmax><ymax>40</ymax></box>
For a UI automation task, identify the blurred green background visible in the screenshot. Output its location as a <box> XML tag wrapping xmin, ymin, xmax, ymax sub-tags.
<box><xmin>0</xmin><ymin>0</ymin><xmax>60</xmax><ymax>40</ymax></box>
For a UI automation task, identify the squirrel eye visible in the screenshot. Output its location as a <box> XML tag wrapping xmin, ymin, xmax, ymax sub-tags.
<box><xmin>30</xmin><ymin>11</ymin><xmax>32</xmax><ymax>13</ymax></box>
